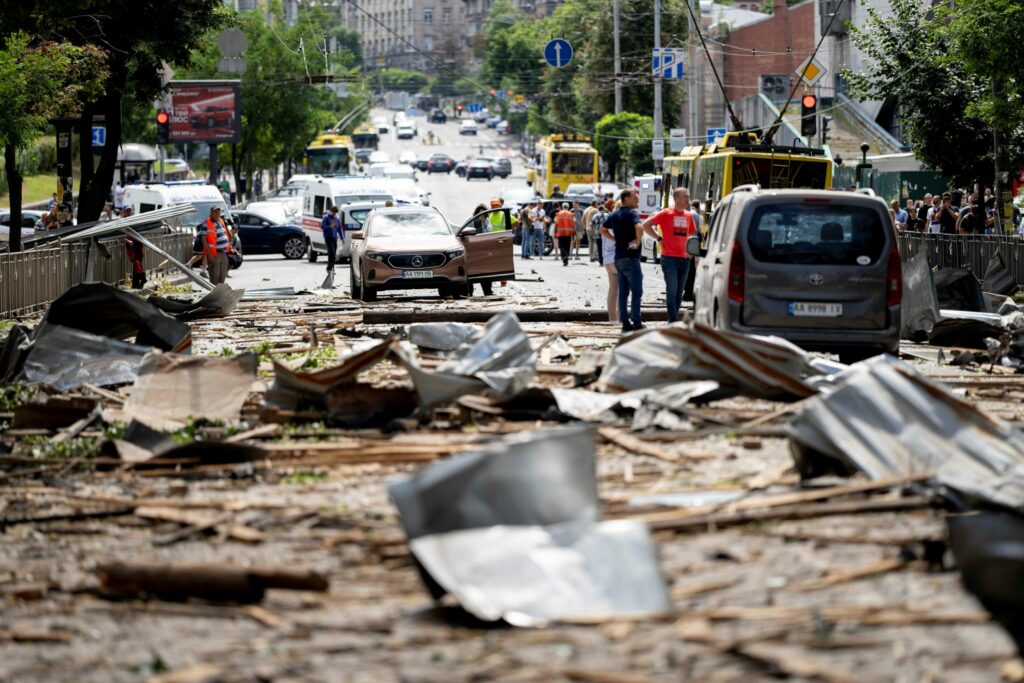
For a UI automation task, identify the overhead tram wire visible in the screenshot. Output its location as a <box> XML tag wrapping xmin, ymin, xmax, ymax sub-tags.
<box><xmin>682</xmin><ymin>0</ymin><xmax>743</xmax><ymax>131</ymax></box>
<box><xmin>763</xmin><ymin>0</ymin><xmax>847</xmax><ymax>143</ymax></box>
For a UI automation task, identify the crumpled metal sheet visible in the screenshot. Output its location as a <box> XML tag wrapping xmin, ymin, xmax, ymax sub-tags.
<box><xmin>147</xmin><ymin>284</ymin><xmax>244</xmax><ymax>321</ymax></box>
<box><xmin>408</xmin><ymin>322</ymin><xmax>481</xmax><ymax>352</ymax></box>
<box><xmin>934</xmin><ymin>268</ymin><xmax>985</xmax><ymax>312</ymax></box>
<box><xmin>901</xmin><ymin>249</ymin><xmax>941</xmax><ymax>341</ymax></box>
<box><xmin>266</xmin><ymin>339</ymin><xmax>394</xmax><ymax>407</ymax></box>
<box><xmin>550</xmin><ymin>380</ymin><xmax>721</xmax><ymax>425</ymax></box>
<box><xmin>114</xmin><ymin>419</ymin><xmax>265</xmax><ymax>464</ymax></box>
<box><xmin>46</xmin><ymin>282</ymin><xmax>191</xmax><ymax>352</ymax></box>
<box><xmin>389</xmin><ymin>426</ymin><xmax>599</xmax><ymax>541</ymax></box>
<box><xmin>947</xmin><ymin>511</ymin><xmax>1024</xmax><ymax>656</ymax></box>
<box><xmin>394</xmin><ymin>313</ymin><xmax>536</xmax><ymax>409</ymax></box>
<box><xmin>23</xmin><ymin>325</ymin><xmax>152</xmax><ymax>391</ymax></box>
<box><xmin>598</xmin><ymin>323</ymin><xmax>820</xmax><ymax>401</ymax></box>
<box><xmin>123</xmin><ymin>352</ymin><xmax>258</xmax><ymax>426</ymax></box>
<box><xmin>409</xmin><ymin>519</ymin><xmax>672</xmax><ymax>626</ymax></box>
<box><xmin>390</xmin><ymin>426</ymin><xmax>671</xmax><ymax>626</ymax></box>
<box><xmin>983</xmin><ymin>251</ymin><xmax>1018</xmax><ymax>297</ymax></box>
<box><xmin>787</xmin><ymin>356</ymin><xmax>1024</xmax><ymax>510</ymax></box>
<box><xmin>0</xmin><ymin>324</ymin><xmax>32</xmax><ymax>385</ymax></box>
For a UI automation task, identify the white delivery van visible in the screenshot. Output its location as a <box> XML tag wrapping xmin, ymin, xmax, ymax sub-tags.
<box><xmin>302</xmin><ymin>177</ymin><xmax>395</xmax><ymax>262</ymax></box>
<box><xmin>124</xmin><ymin>181</ymin><xmax>230</xmax><ymax>228</ymax></box>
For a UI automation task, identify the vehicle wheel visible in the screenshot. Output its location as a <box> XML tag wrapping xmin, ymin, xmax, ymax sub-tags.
<box><xmin>307</xmin><ymin>244</ymin><xmax>318</xmax><ymax>262</ymax></box>
<box><xmin>838</xmin><ymin>349</ymin><xmax>876</xmax><ymax>364</ymax></box>
<box><xmin>282</xmin><ymin>236</ymin><xmax>306</xmax><ymax>260</ymax></box>
<box><xmin>361</xmin><ymin>285</ymin><xmax>378</xmax><ymax>302</ymax></box>
<box><xmin>350</xmin><ymin>264</ymin><xmax>361</xmax><ymax>300</ymax></box>
<box><xmin>544</xmin><ymin>235</ymin><xmax>554</xmax><ymax>256</ymax></box>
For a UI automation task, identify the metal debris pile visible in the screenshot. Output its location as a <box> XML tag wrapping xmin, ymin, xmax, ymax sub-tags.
<box><xmin>2</xmin><ymin>281</ymin><xmax>1024</xmax><ymax>681</ymax></box>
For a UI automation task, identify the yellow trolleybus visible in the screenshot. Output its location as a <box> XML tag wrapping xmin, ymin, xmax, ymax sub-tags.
<box><xmin>532</xmin><ymin>133</ymin><xmax>599</xmax><ymax>198</ymax></box>
<box><xmin>304</xmin><ymin>133</ymin><xmax>354</xmax><ymax>175</ymax></box>
<box><xmin>351</xmin><ymin>123</ymin><xmax>381</xmax><ymax>151</ymax></box>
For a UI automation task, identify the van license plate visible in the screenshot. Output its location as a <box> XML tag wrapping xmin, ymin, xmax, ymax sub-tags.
<box><xmin>788</xmin><ymin>302</ymin><xmax>843</xmax><ymax>317</ymax></box>
<box><xmin>402</xmin><ymin>270</ymin><xmax>433</xmax><ymax>279</ymax></box>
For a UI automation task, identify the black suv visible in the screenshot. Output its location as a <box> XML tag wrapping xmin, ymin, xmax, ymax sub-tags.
<box><xmin>428</xmin><ymin>108</ymin><xmax>447</xmax><ymax>124</ymax></box>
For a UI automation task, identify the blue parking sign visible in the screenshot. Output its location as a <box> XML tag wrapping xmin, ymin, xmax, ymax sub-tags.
<box><xmin>91</xmin><ymin>126</ymin><xmax>106</xmax><ymax>147</ymax></box>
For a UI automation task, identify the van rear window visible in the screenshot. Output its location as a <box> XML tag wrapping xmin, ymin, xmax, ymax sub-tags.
<box><xmin>746</xmin><ymin>204</ymin><xmax>887</xmax><ymax>266</ymax></box>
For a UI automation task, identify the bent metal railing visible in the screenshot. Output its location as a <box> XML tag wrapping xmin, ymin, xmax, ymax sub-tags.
<box><xmin>0</xmin><ymin>231</ymin><xmax>192</xmax><ymax>319</ymax></box>
<box><xmin>898</xmin><ymin>232</ymin><xmax>1024</xmax><ymax>285</ymax></box>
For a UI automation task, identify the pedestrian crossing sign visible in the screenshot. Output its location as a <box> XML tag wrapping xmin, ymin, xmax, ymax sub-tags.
<box><xmin>795</xmin><ymin>56</ymin><xmax>827</xmax><ymax>87</ymax></box>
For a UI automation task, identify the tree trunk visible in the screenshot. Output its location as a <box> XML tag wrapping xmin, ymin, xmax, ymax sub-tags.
<box><xmin>78</xmin><ymin>92</ymin><xmax>123</xmax><ymax>223</ymax></box>
<box><xmin>230</xmin><ymin>144</ymin><xmax>243</xmax><ymax>206</ymax></box>
<box><xmin>78</xmin><ymin>103</ymin><xmax>95</xmax><ymax>212</ymax></box>
<box><xmin>4</xmin><ymin>144</ymin><xmax>23</xmax><ymax>253</ymax></box>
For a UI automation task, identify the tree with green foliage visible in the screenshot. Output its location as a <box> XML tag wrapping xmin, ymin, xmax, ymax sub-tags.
<box><xmin>845</xmin><ymin>0</ymin><xmax>1024</xmax><ymax>194</ymax></box>
<box><xmin>595</xmin><ymin>112</ymin><xmax>655</xmax><ymax>181</ymax></box>
<box><xmin>182</xmin><ymin>5</ymin><xmax>366</xmax><ymax>197</ymax></box>
<box><xmin>373</xmin><ymin>68</ymin><xmax>430</xmax><ymax>93</ymax></box>
<box><xmin>0</xmin><ymin>34</ymin><xmax>107</xmax><ymax>251</ymax></box>
<box><xmin>0</xmin><ymin>0</ymin><xmax>228</xmax><ymax>222</ymax></box>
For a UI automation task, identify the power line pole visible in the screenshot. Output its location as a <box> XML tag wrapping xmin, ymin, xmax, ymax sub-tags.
<box><xmin>653</xmin><ymin>0</ymin><xmax>664</xmax><ymax>166</ymax></box>
<box><xmin>687</xmin><ymin>0</ymin><xmax>697</xmax><ymax>140</ymax></box>
<box><xmin>613</xmin><ymin>0</ymin><xmax>622</xmax><ymax>113</ymax></box>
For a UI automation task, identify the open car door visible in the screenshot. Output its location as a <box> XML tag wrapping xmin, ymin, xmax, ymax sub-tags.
<box><xmin>456</xmin><ymin>208</ymin><xmax>515</xmax><ymax>283</ymax></box>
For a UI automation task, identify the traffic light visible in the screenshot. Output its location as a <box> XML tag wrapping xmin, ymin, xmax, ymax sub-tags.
<box><xmin>156</xmin><ymin>110</ymin><xmax>170</xmax><ymax>144</ymax></box>
<box><xmin>821</xmin><ymin>115</ymin><xmax>832</xmax><ymax>145</ymax></box>
<box><xmin>800</xmin><ymin>94</ymin><xmax>817</xmax><ymax>138</ymax></box>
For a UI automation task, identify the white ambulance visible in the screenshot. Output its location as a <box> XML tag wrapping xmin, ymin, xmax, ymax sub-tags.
<box><xmin>123</xmin><ymin>181</ymin><xmax>230</xmax><ymax>228</ymax></box>
<box><xmin>302</xmin><ymin>177</ymin><xmax>396</xmax><ymax>262</ymax></box>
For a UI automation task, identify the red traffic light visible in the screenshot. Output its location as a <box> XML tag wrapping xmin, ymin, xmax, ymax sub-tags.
<box><xmin>156</xmin><ymin>111</ymin><xmax>169</xmax><ymax>125</ymax></box>
<box><xmin>801</xmin><ymin>94</ymin><xmax>817</xmax><ymax>109</ymax></box>
<box><xmin>456</xmin><ymin>104</ymin><xmax>463</xmax><ymax>111</ymax></box>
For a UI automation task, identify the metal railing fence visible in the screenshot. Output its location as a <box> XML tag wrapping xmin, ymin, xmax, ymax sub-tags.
<box><xmin>0</xmin><ymin>231</ymin><xmax>192</xmax><ymax>319</ymax></box>
<box><xmin>898</xmin><ymin>232</ymin><xmax>1024</xmax><ymax>284</ymax></box>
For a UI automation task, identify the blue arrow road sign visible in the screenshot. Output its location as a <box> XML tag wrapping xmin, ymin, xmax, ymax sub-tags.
<box><xmin>91</xmin><ymin>125</ymin><xmax>106</xmax><ymax>147</ymax></box>
<box><xmin>706</xmin><ymin>127</ymin><xmax>727</xmax><ymax>144</ymax></box>
<box><xmin>544</xmin><ymin>39</ymin><xmax>573</xmax><ymax>69</ymax></box>
<box><xmin>652</xmin><ymin>48</ymin><xmax>685</xmax><ymax>80</ymax></box>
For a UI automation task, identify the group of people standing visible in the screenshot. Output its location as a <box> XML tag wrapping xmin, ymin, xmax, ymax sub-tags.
<box><xmin>516</xmin><ymin>188</ymin><xmax>701</xmax><ymax>333</ymax></box>
<box><xmin>892</xmin><ymin>188</ymin><xmax>1023</xmax><ymax>235</ymax></box>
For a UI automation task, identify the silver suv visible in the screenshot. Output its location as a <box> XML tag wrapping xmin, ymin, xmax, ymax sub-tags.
<box><xmin>687</xmin><ymin>188</ymin><xmax>901</xmax><ymax>362</ymax></box>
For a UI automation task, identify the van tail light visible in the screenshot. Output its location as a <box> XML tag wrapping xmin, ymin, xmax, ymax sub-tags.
<box><xmin>886</xmin><ymin>246</ymin><xmax>902</xmax><ymax>307</ymax></box>
<box><xmin>728</xmin><ymin>241</ymin><xmax>745</xmax><ymax>303</ymax></box>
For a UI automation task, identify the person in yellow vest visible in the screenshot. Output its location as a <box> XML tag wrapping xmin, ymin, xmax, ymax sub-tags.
<box><xmin>487</xmin><ymin>198</ymin><xmax>506</xmax><ymax>232</ymax></box>
<box><xmin>554</xmin><ymin>202</ymin><xmax>576</xmax><ymax>266</ymax></box>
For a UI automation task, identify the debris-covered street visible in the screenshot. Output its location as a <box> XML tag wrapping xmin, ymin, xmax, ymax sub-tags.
<box><xmin>3</xmin><ymin>274</ymin><xmax>1024</xmax><ymax>683</ymax></box>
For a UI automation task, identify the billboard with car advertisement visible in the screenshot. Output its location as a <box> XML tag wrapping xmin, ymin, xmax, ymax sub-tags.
<box><xmin>167</xmin><ymin>80</ymin><xmax>241</xmax><ymax>144</ymax></box>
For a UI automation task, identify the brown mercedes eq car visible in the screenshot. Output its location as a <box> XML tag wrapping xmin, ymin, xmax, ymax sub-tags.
<box><xmin>348</xmin><ymin>206</ymin><xmax>514</xmax><ymax>301</ymax></box>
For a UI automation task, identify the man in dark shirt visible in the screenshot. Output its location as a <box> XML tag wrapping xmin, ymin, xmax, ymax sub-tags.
<box><xmin>600</xmin><ymin>189</ymin><xmax>645</xmax><ymax>332</ymax></box>
<box><xmin>937</xmin><ymin>192</ymin><xmax>959</xmax><ymax>234</ymax></box>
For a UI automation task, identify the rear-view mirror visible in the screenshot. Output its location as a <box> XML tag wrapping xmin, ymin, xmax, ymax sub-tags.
<box><xmin>350</xmin><ymin>231</ymin><xmax>364</xmax><ymax>241</ymax></box>
<box><xmin>686</xmin><ymin>235</ymin><xmax>705</xmax><ymax>258</ymax></box>
<box><xmin>461</xmin><ymin>227</ymin><xmax>478</xmax><ymax>236</ymax></box>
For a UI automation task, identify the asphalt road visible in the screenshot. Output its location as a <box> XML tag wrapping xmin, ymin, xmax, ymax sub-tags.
<box><xmin>225</xmin><ymin>109</ymin><xmax>670</xmax><ymax>314</ymax></box>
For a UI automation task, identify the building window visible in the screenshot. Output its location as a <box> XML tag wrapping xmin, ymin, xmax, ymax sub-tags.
<box><xmin>442</xmin><ymin>8</ymin><xmax>451</xmax><ymax>23</ymax></box>
<box><xmin>424</xmin><ymin>8</ymin><xmax>433</xmax><ymax>23</ymax></box>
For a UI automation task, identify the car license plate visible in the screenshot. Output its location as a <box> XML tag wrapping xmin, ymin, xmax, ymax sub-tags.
<box><xmin>402</xmin><ymin>270</ymin><xmax>433</xmax><ymax>279</ymax></box>
<box><xmin>788</xmin><ymin>302</ymin><xmax>843</xmax><ymax>317</ymax></box>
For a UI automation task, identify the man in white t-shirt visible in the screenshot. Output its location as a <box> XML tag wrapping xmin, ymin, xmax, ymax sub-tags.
<box><xmin>113</xmin><ymin>181</ymin><xmax>126</xmax><ymax>212</ymax></box>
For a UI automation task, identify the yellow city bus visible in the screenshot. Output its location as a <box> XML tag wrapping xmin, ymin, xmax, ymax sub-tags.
<box><xmin>351</xmin><ymin>123</ymin><xmax>380</xmax><ymax>151</ymax></box>
<box><xmin>304</xmin><ymin>133</ymin><xmax>354</xmax><ymax>175</ymax></box>
<box><xmin>533</xmin><ymin>133</ymin><xmax>599</xmax><ymax>198</ymax></box>
<box><xmin>662</xmin><ymin>132</ymin><xmax>833</xmax><ymax>222</ymax></box>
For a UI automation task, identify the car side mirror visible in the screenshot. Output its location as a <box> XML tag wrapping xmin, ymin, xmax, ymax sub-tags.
<box><xmin>686</xmin><ymin>235</ymin><xmax>706</xmax><ymax>258</ymax></box>
<box><xmin>350</xmin><ymin>231</ymin><xmax>364</xmax><ymax>241</ymax></box>
<box><xmin>461</xmin><ymin>226</ymin><xmax>478</xmax><ymax>236</ymax></box>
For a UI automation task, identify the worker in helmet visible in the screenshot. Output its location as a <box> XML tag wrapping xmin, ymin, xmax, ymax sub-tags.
<box><xmin>487</xmin><ymin>198</ymin><xmax>506</xmax><ymax>232</ymax></box>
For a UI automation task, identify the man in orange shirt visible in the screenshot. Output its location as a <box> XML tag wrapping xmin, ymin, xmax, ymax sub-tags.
<box><xmin>642</xmin><ymin>188</ymin><xmax>697</xmax><ymax>323</ymax></box>
<box><xmin>553</xmin><ymin>202</ymin><xmax>576</xmax><ymax>266</ymax></box>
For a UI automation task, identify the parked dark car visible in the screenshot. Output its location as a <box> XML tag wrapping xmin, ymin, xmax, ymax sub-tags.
<box><xmin>485</xmin><ymin>115</ymin><xmax>502</xmax><ymax>128</ymax></box>
<box><xmin>414</xmin><ymin>153</ymin><xmax>433</xmax><ymax>171</ymax></box>
<box><xmin>428</xmin><ymin>108</ymin><xmax>447</xmax><ymax>123</ymax></box>
<box><xmin>427</xmin><ymin>154</ymin><xmax>456</xmax><ymax>174</ymax></box>
<box><xmin>234</xmin><ymin>210</ymin><xmax>308</xmax><ymax>260</ymax></box>
<box><xmin>466</xmin><ymin>160</ymin><xmax>495</xmax><ymax>181</ymax></box>
<box><xmin>490</xmin><ymin>157</ymin><xmax>512</xmax><ymax>179</ymax></box>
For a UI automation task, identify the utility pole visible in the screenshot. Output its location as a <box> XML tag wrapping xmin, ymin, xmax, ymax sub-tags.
<box><xmin>613</xmin><ymin>0</ymin><xmax>622</xmax><ymax>113</ymax></box>
<box><xmin>687</xmin><ymin>0</ymin><xmax>697</xmax><ymax>140</ymax></box>
<box><xmin>653</xmin><ymin>0</ymin><xmax>663</xmax><ymax>167</ymax></box>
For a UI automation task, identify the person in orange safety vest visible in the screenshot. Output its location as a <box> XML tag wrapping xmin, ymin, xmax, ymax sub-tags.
<box><xmin>554</xmin><ymin>202</ymin><xmax>576</xmax><ymax>266</ymax></box>
<box><xmin>203</xmin><ymin>206</ymin><xmax>232</xmax><ymax>285</ymax></box>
